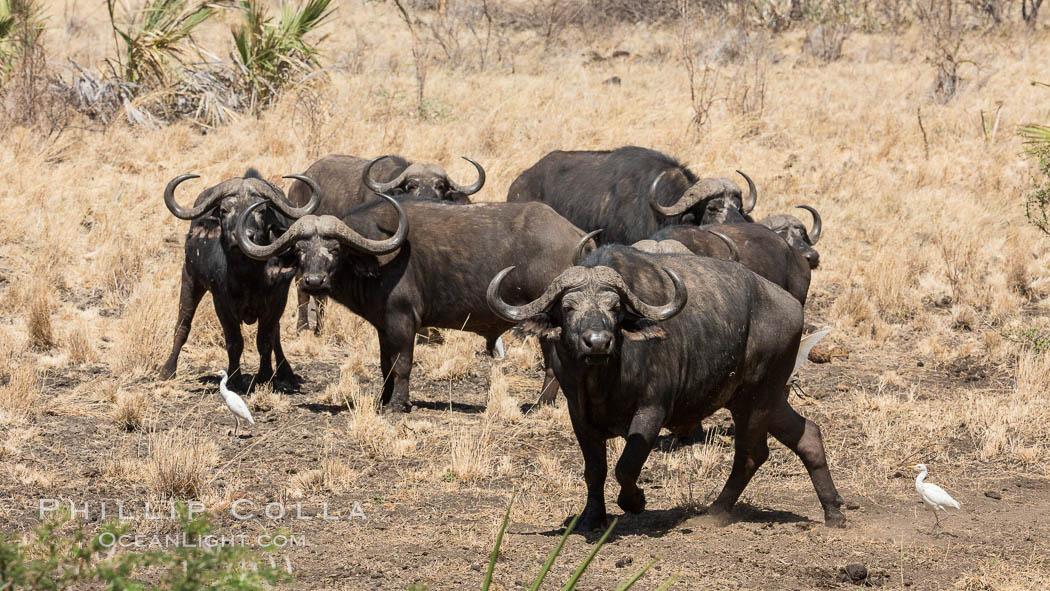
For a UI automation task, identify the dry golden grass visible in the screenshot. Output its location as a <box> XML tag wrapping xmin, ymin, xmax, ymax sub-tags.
<box><xmin>111</xmin><ymin>389</ymin><xmax>148</xmax><ymax>431</ymax></box>
<box><xmin>248</xmin><ymin>382</ymin><xmax>290</xmax><ymax>414</ymax></box>
<box><xmin>484</xmin><ymin>365</ymin><xmax>522</xmax><ymax>424</ymax></box>
<box><xmin>417</xmin><ymin>330</ymin><xmax>483</xmax><ymax>380</ymax></box>
<box><xmin>11</xmin><ymin>464</ymin><xmax>54</xmax><ymax>489</ymax></box>
<box><xmin>64</xmin><ymin>317</ymin><xmax>96</xmax><ymax>364</ymax></box>
<box><xmin>146</xmin><ymin>428</ymin><xmax>217</xmax><ymax>499</ymax></box>
<box><xmin>24</xmin><ymin>278</ymin><xmax>55</xmax><ymax>350</ymax></box>
<box><xmin>449</xmin><ymin>423</ymin><xmax>493</xmax><ymax>484</ymax></box>
<box><xmin>0</xmin><ymin>365</ymin><xmax>41</xmax><ymax>425</ymax></box>
<box><xmin>113</xmin><ymin>278</ymin><xmax>174</xmax><ymax>377</ymax></box>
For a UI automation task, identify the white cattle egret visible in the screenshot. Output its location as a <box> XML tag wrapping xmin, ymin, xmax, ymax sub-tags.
<box><xmin>216</xmin><ymin>370</ymin><xmax>255</xmax><ymax>436</ymax></box>
<box><xmin>907</xmin><ymin>463</ymin><xmax>960</xmax><ymax>532</ymax></box>
<box><xmin>789</xmin><ymin>327</ymin><xmax>831</xmax><ymax>385</ymax></box>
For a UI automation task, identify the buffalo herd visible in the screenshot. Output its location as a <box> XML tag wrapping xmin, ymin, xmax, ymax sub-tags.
<box><xmin>161</xmin><ymin>145</ymin><xmax>839</xmax><ymax>529</ymax></box>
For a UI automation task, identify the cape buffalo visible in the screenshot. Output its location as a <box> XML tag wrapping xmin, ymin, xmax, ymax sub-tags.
<box><xmin>649</xmin><ymin>222</ymin><xmax>812</xmax><ymax>304</ymax></box>
<box><xmin>487</xmin><ymin>245</ymin><xmax>845</xmax><ymax>531</ymax></box>
<box><xmin>236</xmin><ymin>197</ymin><xmax>585</xmax><ymax>412</ymax></box>
<box><xmin>286</xmin><ymin>154</ymin><xmax>486</xmax><ymax>333</ymax></box>
<box><xmin>759</xmin><ymin>205</ymin><xmax>822</xmax><ymax>269</ymax></box>
<box><xmin>159</xmin><ymin>170</ymin><xmax>321</xmax><ymax>390</ymax></box>
<box><xmin>506</xmin><ymin>146</ymin><xmax>757</xmax><ymax>245</ymax></box>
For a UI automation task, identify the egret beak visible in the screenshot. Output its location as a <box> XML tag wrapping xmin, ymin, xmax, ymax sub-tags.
<box><xmin>905</xmin><ymin>465</ymin><xmax>916</xmax><ymax>469</ymax></box>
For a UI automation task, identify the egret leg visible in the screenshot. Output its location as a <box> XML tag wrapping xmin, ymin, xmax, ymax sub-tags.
<box><xmin>234</xmin><ymin>416</ymin><xmax>240</xmax><ymax>437</ymax></box>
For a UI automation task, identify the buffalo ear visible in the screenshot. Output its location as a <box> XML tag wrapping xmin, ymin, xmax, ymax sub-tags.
<box><xmin>515</xmin><ymin>314</ymin><xmax>562</xmax><ymax>340</ymax></box>
<box><xmin>622</xmin><ymin>318</ymin><xmax>665</xmax><ymax>341</ymax></box>
<box><xmin>446</xmin><ymin>191</ymin><xmax>471</xmax><ymax>204</ymax></box>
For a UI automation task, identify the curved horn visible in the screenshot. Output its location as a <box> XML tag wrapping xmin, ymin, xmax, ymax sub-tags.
<box><xmin>163</xmin><ymin>174</ymin><xmax>221</xmax><ymax>220</ymax></box>
<box><xmin>329</xmin><ymin>193</ymin><xmax>409</xmax><ymax>255</ymax></box>
<box><xmin>796</xmin><ymin>205</ymin><xmax>822</xmax><ymax>244</ymax></box>
<box><xmin>648</xmin><ymin>170</ymin><xmax>670</xmax><ymax>197</ymax></box>
<box><xmin>362</xmin><ymin>155</ymin><xmax>410</xmax><ymax>194</ymax></box>
<box><xmin>737</xmin><ymin>170</ymin><xmax>757</xmax><ymax>214</ymax></box>
<box><xmin>707</xmin><ymin>229</ymin><xmax>739</xmax><ymax>262</ymax></box>
<box><xmin>265</xmin><ymin>174</ymin><xmax>322</xmax><ymax>218</ymax></box>
<box><xmin>609</xmin><ymin>266</ymin><xmax>688</xmax><ymax>321</ymax></box>
<box><xmin>649</xmin><ymin>178</ymin><xmax>724</xmax><ymax>218</ymax></box>
<box><xmin>235</xmin><ymin>200</ymin><xmax>305</xmax><ymax>260</ymax></box>
<box><xmin>487</xmin><ymin>266</ymin><xmax>582</xmax><ymax>322</ymax></box>
<box><xmin>448</xmin><ymin>156</ymin><xmax>486</xmax><ymax>195</ymax></box>
<box><xmin>571</xmin><ymin>229</ymin><xmax>603</xmax><ymax>265</ymax></box>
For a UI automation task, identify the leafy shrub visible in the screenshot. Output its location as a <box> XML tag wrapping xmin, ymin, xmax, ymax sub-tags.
<box><xmin>105</xmin><ymin>0</ymin><xmax>215</xmax><ymax>86</ymax></box>
<box><xmin>232</xmin><ymin>0</ymin><xmax>333</xmax><ymax>111</ymax></box>
<box><xmin>1022</xmin><ymin>120</ymin><xmax>1050</xmax><ymax>236</ymax></box>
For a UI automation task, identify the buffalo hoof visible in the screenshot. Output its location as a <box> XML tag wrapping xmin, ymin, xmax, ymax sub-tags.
<box><xmin>159</xmin><ymin>365</ymin><xmax>177</xmax><ymax>381</ymax></box>
<box><xmin>616</xmin><ymin>487</ymin><xmax>646</xmax><ymax>514</ymax></box>
<box><xmin>381</xmin><ymin>401</ymin><xmax>412</xmax><ymax>414</ymax></box>
<box><xmin>824</xmin><ymin>509</ymin><xmax>847</xmax><ymax>528</ymax></box>
<box><xmin>226</xmin><ymin>373</ymin><xmax>252</xmax><ymax>392</ymax></box>
<box><xmin>575</xmin><ymin>507</ymin><xmax>608</xmax><ymax>533</ymax></box>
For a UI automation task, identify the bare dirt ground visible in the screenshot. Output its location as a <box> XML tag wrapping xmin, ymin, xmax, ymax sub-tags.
<box><xmin>3</xmin><ymin>1</ymin><xmax>1050</xmax><ymax>589</ymax></box>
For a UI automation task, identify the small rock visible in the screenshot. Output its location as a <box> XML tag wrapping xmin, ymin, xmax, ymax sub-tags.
<box><xmin>809</xmin><ymin>345</ymin><xmax>849</xmax><ymax>363</ymax></box>
<box><xmin>471</xmin><ymin>564</ymin><xmax>482</xmax><ymax>572</ymax></box>
<box><xmin>917</xmin><ymin>360</ymin><xmax>924</xmax><ymax>367</ymax></box>
<box><xmin>845</xmin><ymin>502</ymin><xmax>860</xmax><ymax>510</ymax></box>
<box><xmin>603</xmin><ymin>76</ymin><xmax>622</xmax><ymax>86</ymax></box>
<box><xmin>839</xmin><ymin>564</ymin><xmax>868</xmax><ymax>584</ymax></box>
<box><xmin>890</xmin><ymin>471</ymin><xmax>904</xmax><ymax>479</ymax></box>
<box><xmin>984</xmin><ymin>490</ymin><xmax>1002</xmax><ymax>500</ymax></box>
<box><xmin>611</xmin><ymin>50</ymin><xmax>631</xmax><ymax>58</ymax></box>
<box><xmin>615</xmin><ymin>557</ymin><xmax>633</xmax><ymax>568</ymax></box>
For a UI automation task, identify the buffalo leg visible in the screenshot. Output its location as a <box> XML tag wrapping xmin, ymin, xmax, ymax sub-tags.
<box><xmin>707</xmin><ymin>405</ymin><xmax>771</xmax><ymax>523</ymax></box>
<box><xmin>566</xmin><ymin>392</ymin><xmax>609</xmax><ymax>531</ymax></box>
<box><xmin>534</xmin><ymin>341</ymin><xmax>562</xmax><ymax>406</ymax></box>
<box><xmin>485</xmin><ymin>334</ymin><xmax>505</xmax><ymax>358</ymax></box>
<box><xmin>213</xmin><ymin>303</ymin><xmax>247</xmax><ymax>391</ymax></box>
<box><xmin>768</xmin><ymin>399</ymin><xmax>846</xmax><ymax>527</ymax></box>
<box><xmin>159</xmin><ymin>266</ymin><xmax>206</xmax><ymax>380</ymax></box>
<box><xmin>254</xmin><ymin>311</ymin><xmax>280</xmax><ymax>384</ymax></box>
<box><xmin>614</xmin><ymin>408</ymin><xmax>665</xmax><ymax>514</ymax></box>
<box><xmin>314</xmin><ymin>295</ymin><xmax>327</xmax><ymax>336</ymax></box>
<box><xmin>378</xmin><ymin>318</ymin><xmax>415</xmax><ymax>413</ymax></box>
<box><xmin>295</xmin><ymin>279</ymin><xmax>311</xmax><ymax>333</ymax></box>
<box><xmin>273</xmin><ymin>326</ymin><xmax>297</xmax><ymax>383</ymax></box>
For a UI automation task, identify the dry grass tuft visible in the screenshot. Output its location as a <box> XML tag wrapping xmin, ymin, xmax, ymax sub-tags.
<box><xmin>249</xmin><ymin>383</ymin><xmax>290</xmax><ymax>413</ymax></box>
<box><xmin>65</xmin><ymin>318</ymin><xmax>97</xmax><ymax>364</ymax></box>
<box><xmin>345</xmin><ymin>381</ymin><xmax>397</xmax><ymax>457</ymax></box>
<box><xmin>113</xmin><ymin>279</ymin><xmax>172</xmax><ymax>376</ymax></box>
<box><xmin>288</xmin><ymin>458</ymin><xmax>356</xmax><ymax>498</ymax></box>
<box><xmin>25</xmin><ymin>279</ymin><xmax>55</xmax><ymax>350</ymax></box>
<box><xmin>484</xmin><ymin>365</ymin><xmax>521</xmax><ymax>424</ymax></box>
<box><xmin>0</xmin><ymin>365</ymin><xmax>41</xmax><ymax>425</ymax></box>
<box><xmin>147</xmin><ymin>428</ymin><xmax>217</xmax><ymax>499</ymax></box>
<box><xmin>102</xmin><ymin>456</ymin><xmax>149</xmax><ymax>482</ymax></box>
<box><xmin>417</xmin><ymin>329</ymin><xmax>482</xmax><ymax>380</ymax></box>
<box><xmin>11</xmin><ymin>464</ymin><xmax>54</xmax><ymax>489</ymax></box>
<box><xmin>112</xmin><ymin>390</ymin><xmax>148</xmax><ymax>431</ymax></box>
<box><xmin>449</xmin><ymin>422</ymin><xmax>492</xmax><ymax>483</ymax></box>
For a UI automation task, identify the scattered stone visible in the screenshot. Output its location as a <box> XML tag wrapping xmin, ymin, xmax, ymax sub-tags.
<box><xmin>917</xmin><ymin>360</ymin><xmax>924</xmax><ymax>367</ymax></box>
<box><xmin>809</xmin><ymin>345</ymin><xmax>849</xmax><ymax>363</ymax></box>
<box><xmin>890</xmin><ymin>470</ymin><xmax>905</xmax><ymax>479</ymax></box>
<box><xmin>611</xmin><ymin>50</ymin><xmax>631</xmax><ymax>58</ymax></box>
<box><xmin>984</xmin><ymin>490</ymin><xmax>1002</xmax><ymax>500</ymax></box>
<box><xmin>838</xmin><ymin>564</ymin><xmax>868</xmax><ymax>584</ymax></box>
<box><xmin>603</xmin><ymin>76</ymin><xmax>622</xmax><ymax>86</ymax></box>
<box><xmin>615</xmin><ymin>556</ymin><xmax>633</xmax><ymax>568</ymax></box>
<box><xmin>845</xmin><ymin>502</ymin><xmax>860</xmax><ymax>510</ymax></box>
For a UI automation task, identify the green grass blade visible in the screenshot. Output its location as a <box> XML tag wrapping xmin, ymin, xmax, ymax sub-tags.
<box><xmin>481</xmin><ymin>494</ymin><xmax>515</xmax><ymax>591</ymax></box>
<box><xmin>525</xmin><ymin>512</ymin><xmax>581</xmax><ymax>591</ymax></box>
<box><xmin>559</xmin><ymin>517</ymin><xmax>618</xmax><ymax>591</ymax></box>
<box><xmin>652</xmin><ymin>573</ymin><xmax>680</xmax><ymax>590</ymax></box>
<box><xmin>612</xmin><ymin>554</ymin><xmax>660</xmax><ymax>591</ymax></box>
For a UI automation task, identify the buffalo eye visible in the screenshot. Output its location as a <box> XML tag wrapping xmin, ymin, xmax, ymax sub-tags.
<box><xmin>404</xmin><ymin>181</ymin><xmax>418</xmax><ymax>191</ymax></box>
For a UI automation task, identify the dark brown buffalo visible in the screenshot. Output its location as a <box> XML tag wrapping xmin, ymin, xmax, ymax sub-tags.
<box><xmin>487</xmin><ymin>245</ymin><xmax>845</xmax><ymax>531</ymax></box>
<box><xmin>159</xmin><ymin>170</ymin><xmax>320</xmax><ymax>390</ymax></box>
<box><xmin>506</xmin><ymin>146</ymin><xmax>757</xmax><ymax>245</ymax></box>
<box><xmin>236</xmin><ymin>197</ymin><xmax>584</xmax><ymax>412</ymax></box>
<box><xmin>759</xmin><ymin>205</ymin><xmax>823</xmax><ymax>269</ymax></box>
<box><xmin>648</xmin><ymin>222</ymin><xmax>812</xmax><ymax>304</ymax></box>
<box><xmin>286</xmin><ymin>154</ymin><xmax>486</xmax><ymax>333</ymax></box>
